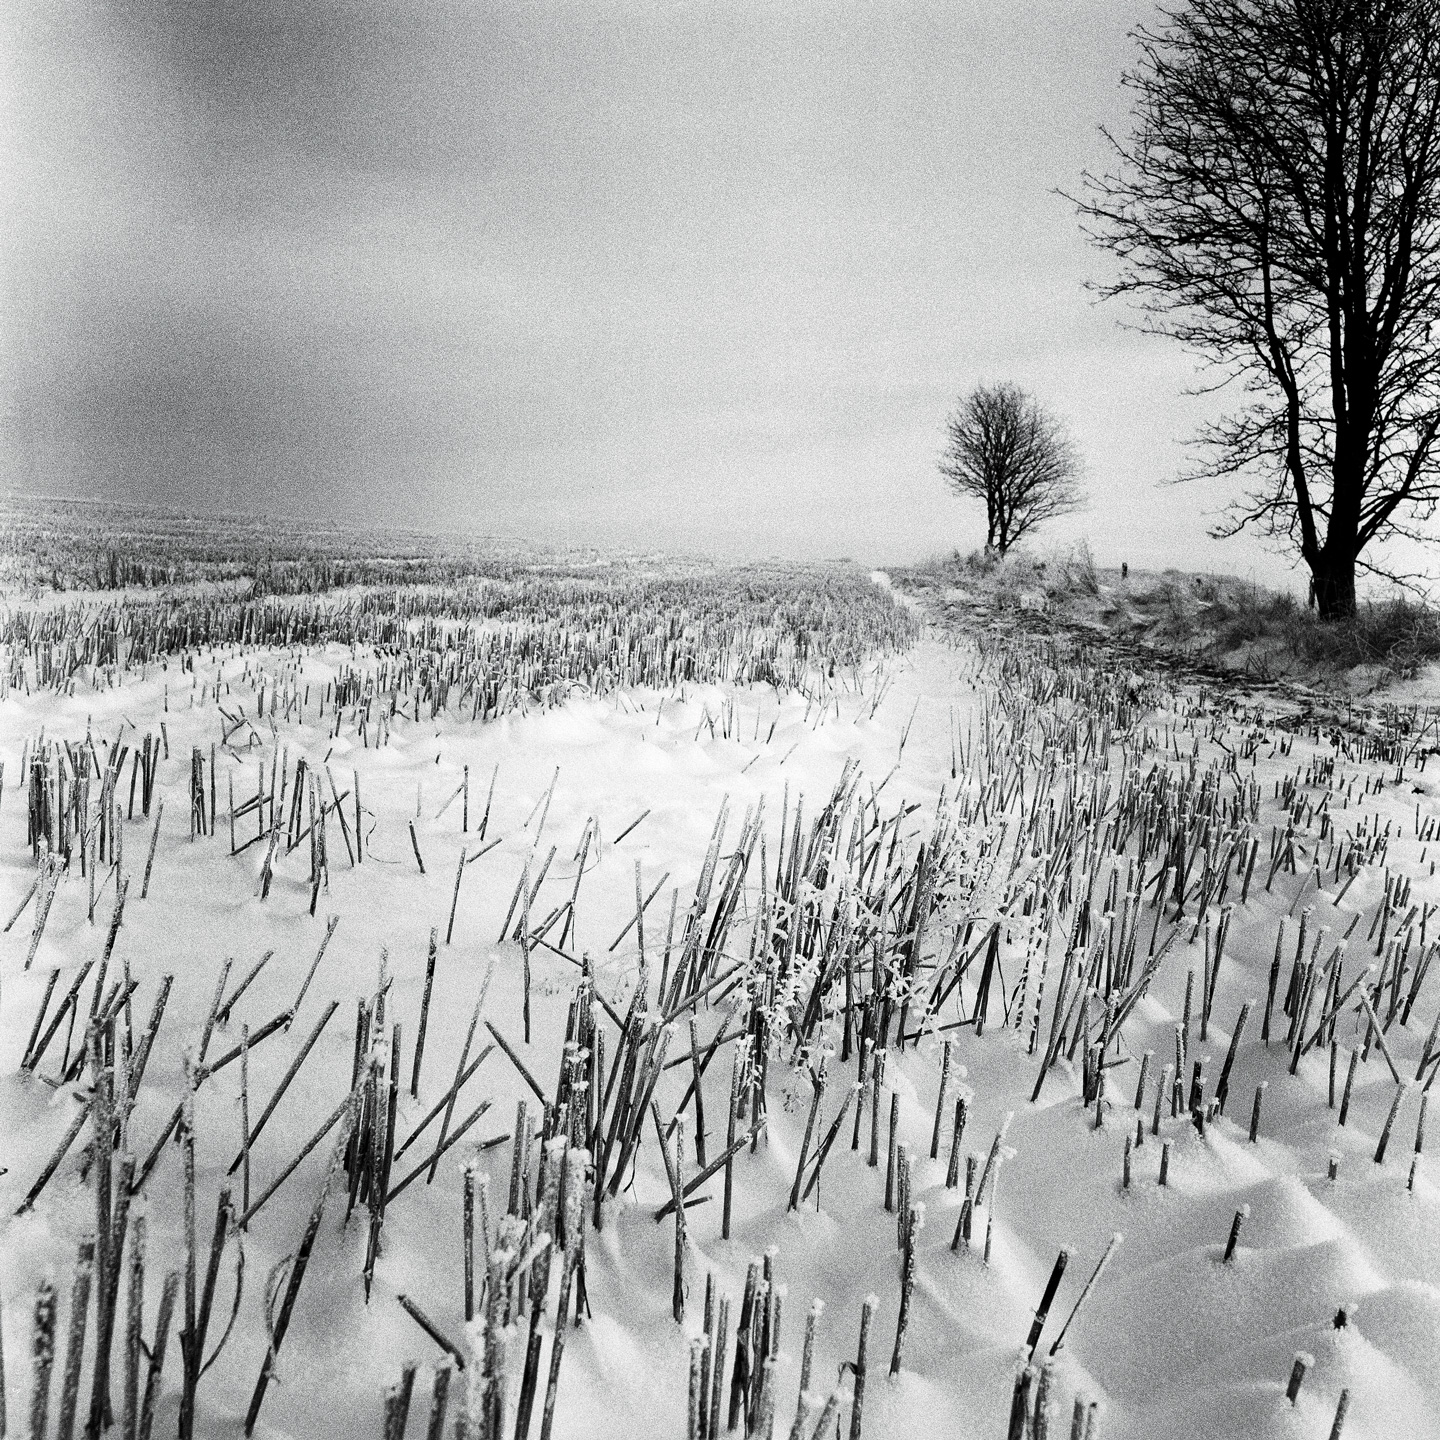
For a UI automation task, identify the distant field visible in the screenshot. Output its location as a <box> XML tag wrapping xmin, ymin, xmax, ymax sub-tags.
<box><xmin>0</xmin><ymin>494</ymin><xmax>559</xmax><ymax>596</ymax></box>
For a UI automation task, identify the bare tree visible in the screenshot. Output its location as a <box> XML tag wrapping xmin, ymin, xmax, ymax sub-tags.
<box><xmin>1075</xmin><ymin>0</ymin><xmax>1440</xmax><ymax>619</ymax></box>
<box><xmin>940</xmin><ymin>383</ymin><xmax>1085</xmax><ymax>556</ymax></box>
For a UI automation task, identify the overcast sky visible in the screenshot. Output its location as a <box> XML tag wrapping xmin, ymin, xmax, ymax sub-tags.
<box><xmin>3</xmin><ymin>1</ymin><xmax>1319</xmax><ymax>584</ymax></box>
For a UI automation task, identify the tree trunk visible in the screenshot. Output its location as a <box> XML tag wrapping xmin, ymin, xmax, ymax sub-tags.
<box><xmin>1309</xmin><ymin>548</ymin><xmax>1357</xmax><ymax>620</ymax></box>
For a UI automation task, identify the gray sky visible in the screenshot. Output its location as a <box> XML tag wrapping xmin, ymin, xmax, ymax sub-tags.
<box><xmin>3</xmin><ymin>1</ymin><xmax>1307</xmax><ymax>583</ymax></box>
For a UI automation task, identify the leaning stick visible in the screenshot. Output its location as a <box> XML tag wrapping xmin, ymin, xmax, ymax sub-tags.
<box><xmin>226</xmin><ymin>1000</ymin><xmax>340</xmax><ymax>1174</ymax></box>
<box><xmin>136</xmin><ymin>1271</ymin><xmax>179</xmax><ymax>1440</ymax></box>
<box><xmin>385</xmin><ymin>1104</ymin><xmax>502</xmax><ymax>1204</ymax></box>
<box><xmin>196</xmin><ymin>959</ymin><xmax>233</xmax><ymax>1068</ymax></box>
<box><xmin>609</xmin><ymin>872</ymin><xmax>672</xmax><ymax>952</ymax></box>
<box><xmin>653</xmin><ymin>1125</ymin><xmax>766</xmax><ymax>1221</ymax></box>
<box><xmin>431</xmin><ymin>961</ymin><xmax>498</xmax><ymax>1184</ymax></box>
<box><xmin>412</xmin><ymin>928</ymin><xmax>440</xmax><ymax>1098</ymax></box>
<box><xmin>16</xmin><ymin>1101</ymin><xmax>93</xmax><ymax>1214</ymax></box>
<box><xmin>446</xmin><ymin>846</ymin><xmax>467</xmax><ymax>944</ymax></box>
<box><xmin>237</xmin><ymin>1084</ymin><xmax>360</xmax><ymax>1228</ymax></box>
<box><xmin>23</xmin><ymin>859</ymin><xmax>59</xmax><ymax>970</ymax></box>
<box><xmin>24</xmin><ymin>958</ymin><xmax>91</xmax><ymax>1072</ymax></box>
<box><xmin>292</xmin><ymin>914</ymin><xmax>340</xmax><ymax>1017</ymax></box>
<box><xmin>1375</xmin><ymin>1080</ymin><xmax>1409</xmax><ymax>1164</ymax></box>
<box><xmin>3</xmin><ymin>875</ymin><xmax>38</xmax><ymax>933</ymax></box>
<box><xmin>612</xmin><ymin>809</ymin><xmax>652</xmax><ymax>846</ymax></box>
<box><xmin>214</xmin><ymin>950</ymin><xmax>275</xmax><ymax>1028</ymax></box>
<box><xmin>484</xmin><ymin>1020</ymin><xmax>548</xmax><ymax>1103</ymax></box>
<box><xmin>1025</xmin><ymin>1248</ymin><xmax>1071</xmax><ymax>1357</ymax></box>
<box><xmin>1048</xmin><ymin>1233</ymin><xmax>1122</xmax><ymax>1356</ymax></box>
<box><xmin>140</xmin><ymin>801</ymin><xmax>163</xmax><ymax>899</ymax></box>
<box><xmin>200</xmin><ymin>1006</ymin><xmax>293</xmax><ymax>1081</ymax></box>
<box><xmin>465</xmin><ymin>835</ymin><xmax>504</xmax><ymax>866</ymax></box>
<box><xmin>1359</xmin><ymin>992</ymin><xmax>1403</xmax><ymax>1085</ymax></box>
<box><xmin>243</xmin><ymin>1099</ymin><xmax>356</xmax><ymax>1435</ymax></box>
<box><xmin>396</xmin><ymin>1295</ymin><xmax>466</xmax><ymax>1370</ymax></box>
<box><xmin>21</xmin><ymin>968</ymin><xmax>61</xmax><ymax>1069</ymax></box>
<box><xmin>127</xmin><ymin>975</ymin><xmax>174</xmax><ymax>1100</ymax></box>
<box><xmin>801</xmin><ymin>1085</ymin><xmax>859</xmax><ymax>1203</ymax></box>
<box><xmin>392</xmin><ymin>1045</ymin><xmax>495</xmax><ymax>1165</ymax></box>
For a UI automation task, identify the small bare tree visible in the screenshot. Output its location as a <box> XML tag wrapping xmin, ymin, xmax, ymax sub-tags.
<box><xmin>940</xmin><ymin>383</ymin><xmax>1085</xmax><ymax>555</ymax></box>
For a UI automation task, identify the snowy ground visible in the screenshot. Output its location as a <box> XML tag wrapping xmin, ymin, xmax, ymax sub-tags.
<box><xmin>1</xmin><ymin>620</ymin><xmax>1439</xmax><ymax>1439</ymax></box>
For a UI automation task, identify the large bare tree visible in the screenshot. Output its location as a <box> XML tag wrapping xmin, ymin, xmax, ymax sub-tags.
<box><xmin>1076</xmin><ymin>0</ymin><xmax>1440</xmax><ymax>618</ymax></box>
<box><xmin>940</xmin><ymin>382</ymin><xmax>1085</xmax><ymax>555</ymax></box>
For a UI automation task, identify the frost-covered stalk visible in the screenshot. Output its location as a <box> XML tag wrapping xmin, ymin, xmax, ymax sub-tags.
<box><xmin>1285</xmin><ymin>1352</ymin><xmax>1311</xmax><ymax>1405</ymax></box>
<box><xmin>123</xmin><ymin>1216</ymin><xmax>145</xmax><ymax>1440</ymax></box>
<box><xmin>140</xmin><ymin>801</ymin><xmax>163</xmax><ymax>900</ymax></box>
<box><xmin>30</xmin><ymin>1280</ymin><xmax>57</xmax><ymax>1440</ymax></box>
<box><xmin>55</xmin><ymin>1236</ymin><xmax>95</xmax><ymax>1440</ymax></box>
<box><xmin>724</xmin><ymin>1040</ymin><xmax>747</xmax><ymax>1239</ymax></box>
<box><xmin>884</xmin><ymin>1094</ymin><xmax>899</xmax><ymax>1212</ymax></box>
<box><xmin>425</xmin><ymin>1361</ymin><xmax>453</xmax><ymax>1440</ymax></box>
<box><xmin>654</xmin><ymin>1108</ymin><xmax>688</xmax><ymax>1323</ymax></box>
<box><xmin>1375</xmin><ymin>1080</ymin><xmax>1409</xmax><ymax>1163</ymax></box>
<box><xmin>848</xmin><ymin>1294</ymin><xmax>876</xmax><ymax>1440</ymax></box>
<box><xmin>1025</xmin><ymin>1249</ymin><xmax>1070</xmax><ymax>1357</ymax></box>
<box><xmin>1222</xmin><ymin>1205</ymin><xmax>1247</xmax><ymax>1264</ymax></box>
<box><xmin>1339</xmin><ymin>1050</ymin><xmax>1359</xmax><ymax>1125</ymax></box>
<box><xmin>1007</xmin><ymin>1365</ymin><xmax>1036</xmax><ymax>1440</ymax></box>
<box><xmin>1329</xmin><ymin>1388</ymin><xmax>1351</xmax><ymax>1440</ymax></box>
<box><xmin>137</xmin><ymin>1271</ymin><xmax>179</xmax><ymax>1440</ymax></box>
<box><xmin>868</xmin><ymin>1049</ymin><xmax>886</xmax><ymax>1168</ymax></box>
<box><xmin>688</xmin><ymin>1336</ymin><xmax>709</xmax><ymax>1440</ymax></box>
<box><xmin>447</xmin><ymin>845</ymin><xmax>467</xmax><ymax>944</ymax></box>
<box><xmin>538</xmin><ymin>1149</ymin><xmax>590</xmax><ymax>1440</ymax></box>
<box><xmin>792</xmin><ymin>1300</ymin><xmax>822</xmax><ymax>1437</ymax></box>
<box><xmin>930</xmin><ymin>1041</ymin><xmax>952</xmax><ymax>1159</ymax></box>
<box><xmin>513</xmin><ymin>1328</ymin><xmax>544</xmax><ymax>1440</ymax></box>
<box><xmin>889</xmin><ymin>1204</ymin><xmax>922</xmax><ymax>1375</ymax></box>
<box><xmin>412</xmin><ymin>928</ymin><xmax>440</xmax><ymax>1099</ymax></box>
<box><xmin>90</xmin><ymin>1152</ymin><xmax>136</xmax><ymax>1436</ymax></box>
<box><xmin>463</xmin><ymin>1164</ymin><xmax>477</xmax><ymax>1323</ymax></box>
<box><xmin>729</xmin><ymin>1260</ymin><xmax>761</xmax><ymax>1433</ymax></box>
<box><xmin>707</xmin><ymin>1295</ymin><xmax>729</xmax><ymax>1440</ymax></box>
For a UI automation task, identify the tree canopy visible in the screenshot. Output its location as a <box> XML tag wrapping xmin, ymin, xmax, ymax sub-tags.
<box><xmin>1076</xmin><ymin>0</ymin><xmax>1440</xmax><ymax>618</ymax></box>
<box><xmin>940</xmin><ymin>383</ymin><xmax>1085</xmax><ymax>555</ymax></box>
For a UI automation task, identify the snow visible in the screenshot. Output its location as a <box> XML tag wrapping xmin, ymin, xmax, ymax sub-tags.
<box><xmin>1</xmin><ymin>622</ymin><xmax>1438</xmax><ymax>1439</ymax></box>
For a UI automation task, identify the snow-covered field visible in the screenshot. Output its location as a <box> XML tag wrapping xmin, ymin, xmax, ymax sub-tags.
<box><xmin>2</xmin><ymin>590</ymin><xmax>1439</xmax><ymax>1440</ymax></box>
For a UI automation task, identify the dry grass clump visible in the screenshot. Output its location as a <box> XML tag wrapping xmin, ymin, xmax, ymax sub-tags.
<box><xmin>1207</xmin><ymin>585</ymin><xmax>1299</xmax><ymax>647</ymax></box>
<box><xmin>896</xmin><ymin>544</ymin><xmax>1102</xmax><ymax>615</ymax></box>
<box><xmin>1200</xmin><ymin>584</ymin><xmax>1440</xmax><ymax>680</ymax></box>
<box><xmin>1050</xmin><ymin>542</ymin><xmax>1101</xmax><ymax>599</ymax></box>
<box><xmin>903</xmin><ymin>546</ymin><xmax>1440</xmax><ymax>688</ymax></box>
<box><xmin>1279</xmin><ymin>597</ymin><xmax>1440</xmax><ymax>679</ymax></box>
